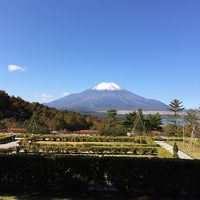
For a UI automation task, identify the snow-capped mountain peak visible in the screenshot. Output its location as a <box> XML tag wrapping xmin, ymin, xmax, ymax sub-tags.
<box><xmin>47</xmin><ymin>82</ymin><xmax>168</xmax><ymax>111</ymax></box>
<box><xmin>92</xmin><ymin>82</ymin><xmax>122</xmax><ymax>91</ymax></box>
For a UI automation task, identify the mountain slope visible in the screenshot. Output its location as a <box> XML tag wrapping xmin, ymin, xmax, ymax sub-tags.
<box><xmin>47</xmin><ymin>82</ymin><xmax>168</xmax><ymax>111</ymax></box>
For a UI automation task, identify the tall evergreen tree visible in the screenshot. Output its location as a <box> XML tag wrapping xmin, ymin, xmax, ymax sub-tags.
<box><xmin>173</xmin><ymin>142</ymin><xmax>179</xmax><ymax>158</ymax></box>
<box><xmin>122</xmin><ymin>112</ymin><xmax>137</xmax><ymax>132</ymax></box>
<box><xmin>169</xmin><ymin>99</ymin><xmax>184</xmax><ymax>126</ymax></box>
<box><xmin>106</xmin><ymin>109</ymin><xmax>117</xmax><ymax>127</ymax></box>
<box><xmin>145</xmin><ymin>113</ymin><xmax>162</xmax><ymax>133</ymax></box>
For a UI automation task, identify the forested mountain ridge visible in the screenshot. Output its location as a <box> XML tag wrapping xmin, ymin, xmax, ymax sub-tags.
<box><xmin>0</xmin><ymin>90</ymin><xmax>97</xmax><ymax>132</ymax></box>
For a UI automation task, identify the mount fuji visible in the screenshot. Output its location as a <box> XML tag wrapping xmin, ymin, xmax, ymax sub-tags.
<box><xmin>46</xmin><ymin>82</ymin><xmax>168</xmax><ymax>112</ymax></box>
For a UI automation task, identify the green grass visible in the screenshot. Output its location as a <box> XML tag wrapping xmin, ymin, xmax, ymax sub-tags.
<box><xmin>168</xmin><ymin>141</ymin><xmax>200</xmax><ymax>159</ymax></box>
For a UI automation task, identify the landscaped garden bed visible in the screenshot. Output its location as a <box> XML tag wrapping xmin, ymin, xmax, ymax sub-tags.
<box><xmin>12</xmin><ymin>135</ymin><xmax>171</xmax><ymax>158</ymax></box>
<box><xmin>0</xmin><ymin>135</ymin><xmax>15</xmax><ymax>144</ymax></box>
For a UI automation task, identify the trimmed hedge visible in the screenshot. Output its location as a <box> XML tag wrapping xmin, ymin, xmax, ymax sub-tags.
<box><xmin>0</xmin><ymin>135</ymin><xmax>15</xmax><ymax>144</ymax></box>
<box><xmin>17</xmin><ymin>144</ymin><xmax>158</xmax><ymax>155</ymax></box>
<box><xmin>0</xmin><ymin>155</ymin><xmax>199</xmax><ymax>196</ymax></box>
<box><xmin>0</xmin><ymin>147</ymin><xmax>16</xmax><ymax>154</ymax></box>
<box><xmin>33</xmin><ymin>142</ymin><xmax>157</xmax><ymax>147</ymax></box>
<box><xmin>28</xmin><ymin>135</ymin><xmax>154</xmax><ymax>144</ymax></box>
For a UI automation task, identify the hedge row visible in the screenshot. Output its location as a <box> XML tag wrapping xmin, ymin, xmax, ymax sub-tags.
<box><xmin>17</xmin><ymin>144</ymin><xmax>158</xmax><ymax>155</ymax></box>
<box><xmin>0</xmin><ymin>155</ymin><xmax>199</xmax><ymax>196</ymax></box>
<box><xmin>28</xmin><ymin>135</ymin><xmax>154</xmax><ymax>144</ymax></box>
<box><xmin>31</xmin><ymin>142</ymin><xmax>157</xmax><ymax>148</ymax></box>
<box><xmin>0</xmin><ymin>135</ymin><xmax>15</xmax><ymax>144</ymax></box>
<box><xmin>0</xmin><ymin>147</ymin><xmax>16</xmax><ymax>154</ymax></box>
<box><xmin>153</xmin><ymin>136</ymin><xmax>195</xmax><ymax>142</ymax></box>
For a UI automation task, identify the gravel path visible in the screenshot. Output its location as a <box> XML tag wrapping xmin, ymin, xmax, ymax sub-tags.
<box><xmin>155</xmin><ymin>141</ymin><xmax>194</xmax><ymax>160</ymax></box>
<box><xmin>0</xmin><ymin>140</ymin><xmax>19</xmax><ymax>149</ymax></box>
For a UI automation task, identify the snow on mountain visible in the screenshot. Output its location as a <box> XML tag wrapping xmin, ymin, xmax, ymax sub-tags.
<box><xmin>46</xmin><ymin>82</ymin><xmax>168</xmax><ymax>112</ymax></box>
<box><xmin>92</xmin><ymin>82</ymin><xmax>122</xmax><ymax>91</ymax></box>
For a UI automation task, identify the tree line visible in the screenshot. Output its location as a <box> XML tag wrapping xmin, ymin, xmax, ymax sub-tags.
<box><xmin>1</xmin><ymin>90</ymin><xmax>198</xmax><ymax>137</ymax></box>
<box><xmin>165</xmin><ymin>99</ymin><xmax>200</xmax><ymax>139</ymax></box>
<box><xmin>99</xmin><ymin>108</ymin><xmax>162</xmax><ymax>136</ymax></box>
<box><xmin>0</xmin><ymin>90</ymin><xmax>165</xmax><ymax>135</ymax></box>
<box><xmin>0</xmin><ymin>90</ymin><xmax>98</xmax><ymax>133</ymax></box>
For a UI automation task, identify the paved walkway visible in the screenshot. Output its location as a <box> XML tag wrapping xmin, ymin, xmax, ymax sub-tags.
<box><xmin>155</xmin><ymin>141</ymin><xmax>194</xmax><ymax>160</ymax></box>
<box><xmin>0</xmin><ymin>140</ymin><xmax>19</xmax><ymax>149</ymax></box>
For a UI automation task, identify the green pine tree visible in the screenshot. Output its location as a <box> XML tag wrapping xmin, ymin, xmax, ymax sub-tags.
<box><xmin>173</xmin><ymin>142</ymin><xmax>179</xmax><ymax>158</ymax></box>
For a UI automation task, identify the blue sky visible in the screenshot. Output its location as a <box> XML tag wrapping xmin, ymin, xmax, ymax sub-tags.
<box><xmin>0</xmin><ymin>0</ymin><xmax>200</xmax><ymax>108</ymax></box>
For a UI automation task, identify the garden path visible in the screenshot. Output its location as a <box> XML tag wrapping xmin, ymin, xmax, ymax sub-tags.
<box><xmin>155</xmin><ymin>141</ymin><xmax>194</xmax><ymax>160</ymax></box>
<box><xmin>0</xmin><ymin>140</ymin><xmax>19</xmax><ymax>149</ymax></box>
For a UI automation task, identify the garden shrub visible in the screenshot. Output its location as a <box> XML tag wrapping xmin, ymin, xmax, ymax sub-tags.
<box><xmin>0</xmin><ymin>135</ymin><xmax>15</xmax><ymax>144</ymax></box>
<box><xmin>0</xmin><ymin>155</ymin><xmax>199</xmax><ymax>196</ymax></box>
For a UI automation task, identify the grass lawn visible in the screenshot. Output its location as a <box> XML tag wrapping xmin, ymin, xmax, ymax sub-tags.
<box><xmin>168</xmin><ymin>141</ymin><xmax>200</xmax><ymax>159</ymax></box>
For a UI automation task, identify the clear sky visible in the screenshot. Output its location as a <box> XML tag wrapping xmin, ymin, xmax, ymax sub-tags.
<box><xmin>0</xmin><ymin>0</ymin><xmax>200</xmax><ymax>108</ymax></box>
